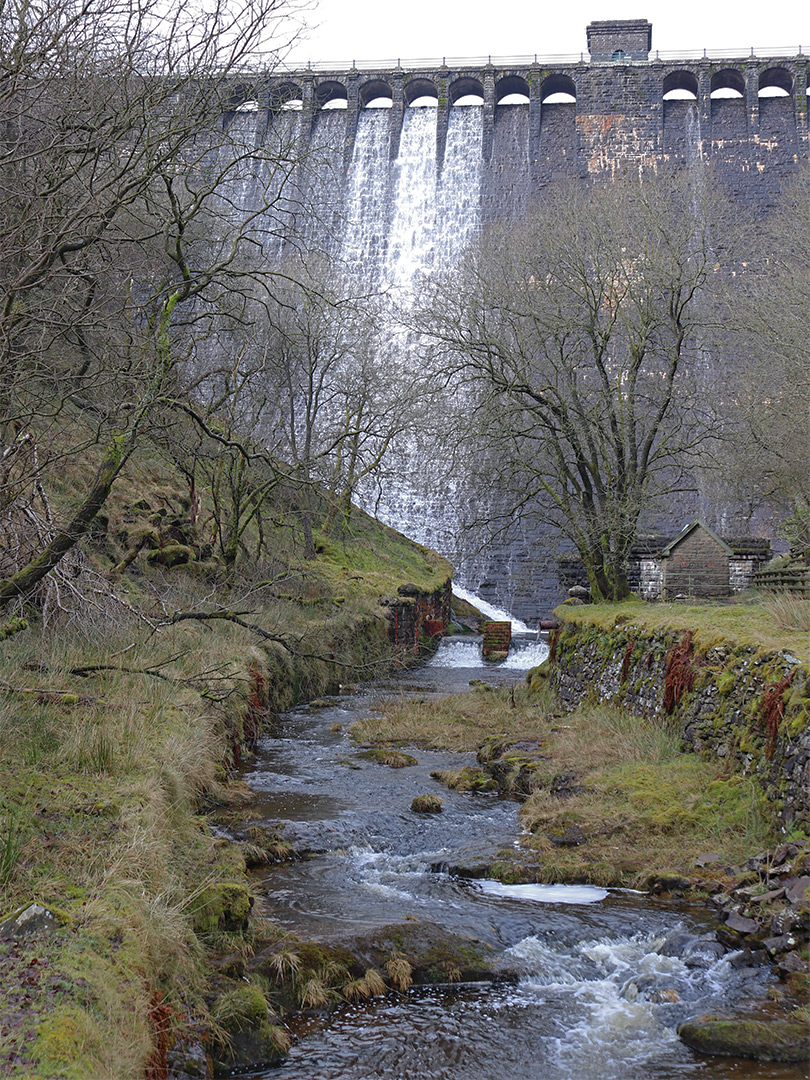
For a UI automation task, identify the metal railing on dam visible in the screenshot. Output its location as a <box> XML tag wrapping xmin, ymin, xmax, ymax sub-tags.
<box><xmin>268</xmin><ymin>43</ymin><xmax>808</xmax><ymax>76</ymax></box>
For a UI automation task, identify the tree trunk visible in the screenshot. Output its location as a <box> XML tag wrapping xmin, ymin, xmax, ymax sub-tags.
<box><xmin>0</xmin><ymin>433</ymin><xmax>130</xmax><ymax>609</ymax></box>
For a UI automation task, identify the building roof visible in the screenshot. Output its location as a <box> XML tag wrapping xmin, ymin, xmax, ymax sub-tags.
<box><xmin>660</xmin><ymin>518</ymin><xmax>734</xmax><ymax>558</ymax></box>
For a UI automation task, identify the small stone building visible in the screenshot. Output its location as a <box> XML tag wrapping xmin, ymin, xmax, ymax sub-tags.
<box><xmin>560</xmin><ymin>520</ymin><xmax>770</xmax><ymax>600</ymax></box>
<box><xmin>643</xmin><ymin>520</ymin><xmax>770</xmax><ymax>599</ymax></box>
<box><xmin>660</xmin><ymin>520</ymin><xmax>733</xmax><ymax>597</ymax></box>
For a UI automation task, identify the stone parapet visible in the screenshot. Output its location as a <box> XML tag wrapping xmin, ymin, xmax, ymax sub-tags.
<box><xmin>243</xmin><ymin>52</ymin><xmax>810</xmax><ymax>177</ymax></box>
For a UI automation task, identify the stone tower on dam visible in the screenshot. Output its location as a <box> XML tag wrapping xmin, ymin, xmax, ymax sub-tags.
<box><xmin>222</xmin><ymin>21</ymin><xmax>807</xmax><ymax>621</ymax></box>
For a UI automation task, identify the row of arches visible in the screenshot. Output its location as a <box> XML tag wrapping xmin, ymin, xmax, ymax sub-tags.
<box><xmin>314</xmin><ymin>73</ymin><xmax>579</xmax><ymax>110</ymax></box>
<box><xmin>663</xmin><ymin>66</ymin><xmax>798</xmax><ymax>101</ymax></box>
<box><xmin>245</xmin><ymin>74</ymin><xmax>578</xmax><ymax>112</ymax></box>
<box><xmin>234</xmin><ymin>67</ymin><xmax>806</xmax><ymax>114</ymax></box>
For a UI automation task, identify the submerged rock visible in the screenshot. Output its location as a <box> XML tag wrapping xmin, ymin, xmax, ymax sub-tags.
<box><xmin>331</xmin><ymin>920</ymin><xmax>501</xmax><ymax>986</ymax></box>
<box><xmin>683</xmin><ymin>938</ymin><xmax>726</xmax><ymax>968</ymax></box>
<box><xmin>658</xmin><ymin>930</ymin><xmax>698</xmax><ymax>958</ymax></box>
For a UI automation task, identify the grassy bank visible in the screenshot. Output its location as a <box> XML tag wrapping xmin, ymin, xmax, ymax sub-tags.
<box><xmin>351</xmin><ymin>682</ymin><xmax>780</xmax><ymax>888</ymax></box>
<box><xmin>0</xmin><ymin>448</ymin><xmax>450</xmax><ymax>1078</ymax></box>
<box><xmin>556</xmin><ymin>596</ymin><xmax>810</xmax><ymax>665</ymax></box>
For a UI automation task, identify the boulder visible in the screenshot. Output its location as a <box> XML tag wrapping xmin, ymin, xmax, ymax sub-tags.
<box><xmin>725</xmin><ymin>911</ymin><xmax>760</xmax><ymax>935</ymax></box>
<box><xmin>0</xmin><ymin>902</ymin><xmax>62</xmax><ymax>939</ymax></box>
<box><xmin>567</xmin><ymin>586</ymin><xmax>591</xmax><ymax>601</ymax></box>
<box><xmin>678</xmin><ymin>1015</ymin><xmax>809</xmax><ymax>1063</ymax></box>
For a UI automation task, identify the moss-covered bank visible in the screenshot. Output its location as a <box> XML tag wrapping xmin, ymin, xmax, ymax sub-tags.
<box><xmin>0</xmin><ymin>469</ymin><xmax>451</xmax><ymax>1078</ymax></box>
<box><xmin>547</xmin><ymin>602</ymin><xmax>810</xmax><ymax>833</ymax></box>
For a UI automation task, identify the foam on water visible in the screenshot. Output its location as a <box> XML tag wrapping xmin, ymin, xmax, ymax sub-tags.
<box><xmin>429</xmin><ymin>637</ymin><xmax>549</xmax><ymax>670</ymax></box>
<box><xmin>476</xmin><ymin>882</ymin><xmax>608</xmax><ymax>904</ymax></box>
<box><xmin>500</xmin><ymin>640</ymin><xmax>549</xmax><ymax>668</ymax></box>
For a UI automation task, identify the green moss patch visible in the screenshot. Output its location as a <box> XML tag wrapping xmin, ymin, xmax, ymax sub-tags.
<box><xmin>556</xmin><ymin>600</ymin><xmax>810</xmax><ymax>666</ymax></box>
<box><xmin>430</xmin><ymin>766</ymin><xmax>498</xmax><ymax>793</ymax></box>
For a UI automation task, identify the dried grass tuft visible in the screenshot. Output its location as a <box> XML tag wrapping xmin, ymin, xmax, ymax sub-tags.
<box><xmin>385</xmin><ymin>953</ymin><xmax>413</xmax><ymax>993</ymax></box>
<box><xmin>761</xmin><ymin>591</ymin><xmax>810</xmax><ymax>633</ymax></box>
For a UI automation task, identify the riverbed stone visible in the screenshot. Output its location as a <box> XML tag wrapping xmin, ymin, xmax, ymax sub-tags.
<box><xmin>329</xmin><ymin>921</ymin><xmax>501</xmax><ymax>986</ymax></box>
<box><xmin>725</xmin><ymin>911</ymin><xmax>760</xmax><ymax>935</ymax></box>
<box><xmin>762</xmin><ymin>935</ymin><xmax>798</xmax><ymax>957</ymax></box>
<box><xmin>784</xmin><ymin>876</ymin><xmax>810</xmax><ymax>904</ymax></box>
<box><xmin>658</xmin><ymin>930</ymin><xmax>698</xmax><ymax>958</ymax></box>
<box><xmin>678</xmin><ymin>1015</ymin><xmax>810</xmax><ymax>1063</ymax></box>
<box><xmin>683</xmin><ymin>938</ymin><xmax>726</xmax><ymax>968</ymax></box>
<box><xmin>776</xmin><ymin>951</ymin><xmax>809</xmax><ymax>977</ymax></box>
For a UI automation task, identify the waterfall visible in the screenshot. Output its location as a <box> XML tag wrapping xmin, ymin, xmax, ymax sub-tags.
<box><xmin>339</xmin><ymin>106</ymin><xmax>483</xmax><ymax>299</ymax></box>
<box><xmin>334</xmin><ymin>106</ymin><xmax>488</xmax><ymax>591</ymax></box>
<box><xmin>340</xmin><ymin>111</ymin><xmax>392</xmax><ymax>284</ymax></box>
<box><xmin>437</xmin><ymin>107</ymin><xmax>483</xmax><ymax>265</ymax></box>
<box><xmin>251</xmin><ymin>104</ymin><xmax>557</xmax><ymax>622</ymax></box>
<box><xmin>385</xmin><ymin>109</ymin><xmax>439</xmax><ymax>296</ymax></box>
<box><xmin>686</xmin><ymin>103</ymin><xmax>702</xmax><ymax>166</ymax></box>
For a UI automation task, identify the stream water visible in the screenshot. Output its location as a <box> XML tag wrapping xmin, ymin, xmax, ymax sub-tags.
<box><xmin>239</xmin><ymin>637</ymin><xmax>805</xmax><ymax>1080</ymax></box>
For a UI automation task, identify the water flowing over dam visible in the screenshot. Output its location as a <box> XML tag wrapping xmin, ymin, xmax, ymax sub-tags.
<box><xmin>223</xmin><ymin>23</ymin><xmax>808</xmax><ymax>622</ymax></box>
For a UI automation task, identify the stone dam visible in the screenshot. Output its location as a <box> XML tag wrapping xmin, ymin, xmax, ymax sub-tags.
<box><xmin>219</xmin><ymin>20</ymin><xmax>808</xmax><ymax>622</ymax></box>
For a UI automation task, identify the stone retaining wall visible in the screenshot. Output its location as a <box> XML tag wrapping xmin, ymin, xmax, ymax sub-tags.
<box><xmin>380</xmin><ymin>579</ymin><xmax>452</xmax><ymax>656</ymax></box>
<box><xmin>550</xmin><ymin>620</ymin><xmax>810</xmax><ymax>830</ymax></box>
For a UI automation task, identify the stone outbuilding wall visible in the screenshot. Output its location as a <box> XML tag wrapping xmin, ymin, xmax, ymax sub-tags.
<box><xmin>564</xmin><ymin>522</ymin><xmax>771</xmax><ymax>601</ymax></box>
<box><xmin>661</xmin><ymin>520</ymin><xmax>732</xmax><ymax>597</ymax></box>
<box><xmin>380</xmin><ymin>580</ymin><xmax>452</xmax><ymax>656</ymax></box>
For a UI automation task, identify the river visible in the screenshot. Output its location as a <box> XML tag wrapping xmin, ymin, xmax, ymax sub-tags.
<box><xmin>238</xmin><ymin>636</ymin><xmax>806</xmax><ymax>1080</ymax></box>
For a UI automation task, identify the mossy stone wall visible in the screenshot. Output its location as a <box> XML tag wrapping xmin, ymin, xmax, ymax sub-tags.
<box><xmin>550</xmin><ymin>622</ymin><xmax>810</xmax><ymax>831</ymax></box>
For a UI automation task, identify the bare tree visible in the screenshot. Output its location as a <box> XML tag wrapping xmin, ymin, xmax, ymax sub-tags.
<box><xmin>421</xmin><ymin>170</ymin><xmax>726</xmax><ymax>600</ymax></box>
<box><xmin>0</xmin><ymin>0</ymin><xmax>305</xmax><ymax>612</ymax></box>
<box><xmin>247</xmin><ymin>256</ymin><xmax>424</xmax><ymax>556</ymax></box>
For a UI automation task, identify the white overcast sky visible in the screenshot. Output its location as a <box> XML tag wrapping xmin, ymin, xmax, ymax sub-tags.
<box><xmin>284</xmin><ymin>2</ymin><xmax>808</xmax><ymax>66</ymax></box>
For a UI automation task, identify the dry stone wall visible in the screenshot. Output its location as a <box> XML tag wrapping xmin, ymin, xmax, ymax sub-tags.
<box><xmin>550</xmin><ymin>619</ymin><xmax>810</xmax><ymax>831</ymax></box>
